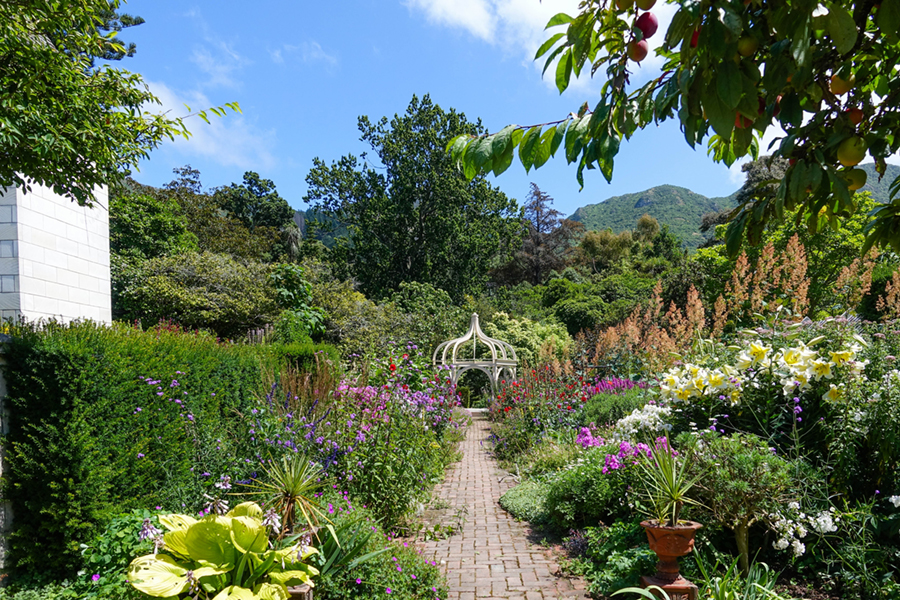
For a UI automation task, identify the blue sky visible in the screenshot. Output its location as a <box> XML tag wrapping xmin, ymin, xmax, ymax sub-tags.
<box><xmin>124</xmin><ymin>0</ymin><xmax>748</xmax><ymax>217</ymax></box>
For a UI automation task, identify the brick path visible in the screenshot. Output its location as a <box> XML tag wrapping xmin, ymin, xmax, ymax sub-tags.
<box><xmin>421</xmin><ymin>414</ymin><xmax>589</xmax><ymax>600</ymax></box>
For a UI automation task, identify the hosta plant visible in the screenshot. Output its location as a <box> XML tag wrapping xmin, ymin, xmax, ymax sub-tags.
<box><xmin>128</xmin><ymin>502</ymin><xmax>318</xmax><ymax>600</ymax></box>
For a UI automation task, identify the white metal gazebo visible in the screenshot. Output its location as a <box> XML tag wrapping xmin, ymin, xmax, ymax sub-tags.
<box><xmin>433</xmin><ymin>313</ymin><xmax>518</xmax><ymax>394</ymax></box>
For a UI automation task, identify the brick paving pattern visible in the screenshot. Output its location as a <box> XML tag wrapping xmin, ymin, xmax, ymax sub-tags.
<box><xmin>421</xmin><ymin>414</ymin><xmax>589</xmax><ymax>600</ymax></box>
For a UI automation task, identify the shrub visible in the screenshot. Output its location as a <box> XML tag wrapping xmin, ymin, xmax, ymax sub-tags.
<box><xmin>114</xmin><ymin>251</ymin><xmax>280</xmax><ymax>338</ymax></box>
<box><xmin>498</xmin><ymin>481</ymin><xmax>550</xmax><ymax>525</ymax></box>
<box><xmin>567</xmin><ymin>520</ymin><xmax>657</xmax><ymax>597</ymax></box>
<box><xmin>581</xmin><ymin>387</ymin><xmax>648</xmax><ymax>427</ymax></box>
<box><xmin>542</xmin><ymin>444</ymin><xmax>635</xmax><ymax>530</ymax></box>
<box><xmin>1</xmin><ymin>321</ymin><xmax>279</xmax><ymax>578</ymax></box>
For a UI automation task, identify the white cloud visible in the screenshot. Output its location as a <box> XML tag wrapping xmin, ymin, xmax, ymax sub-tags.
<box><xmin>403</xmin><ymin>0</ymin><xmax>497</xmax><ymax>41</ymax></box>
<box><xmin>405</xmin><ymin>0</ymin><xmax>676</xmax><ymax>93</ymax></box>
<box><xmin>301</xmin><ymin>41</ymin><xmax>338</xmax><ymax>66</ymax></box>
<box><xmin>144</xmin><ymin>81</ymin><xmax>277</xmax><ymax>171</ymax></box>
<box><xmin>267</xmin><ymin>41</ymin><xmax>338</xmax><ymax>67</ymax></box>
<box><xmin>190</xmin><ymin>41</ymin><xmax>250</xmax><ymax>89</ymax></box>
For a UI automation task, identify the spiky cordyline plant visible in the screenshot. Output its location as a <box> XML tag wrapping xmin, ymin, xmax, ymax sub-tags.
<box><xmin>635</xmin><ymin>436</ymin><xmax>699</xmax><ymax>527</ymax></box>
<box><xmin>240</xmin><ymin>453</ymin><xmax>327</xmax><ymax>540</ymax></box>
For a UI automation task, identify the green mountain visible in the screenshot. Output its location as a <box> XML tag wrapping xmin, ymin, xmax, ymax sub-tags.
<box><xmin>568</xmin><ymin>185</ymin><xmax>738</xmax><ymax>248</ymax></box>
<box><xmin>567</xmin><ymin>163</ymin><xmax>899</xmax><ymax>248</ymax></box>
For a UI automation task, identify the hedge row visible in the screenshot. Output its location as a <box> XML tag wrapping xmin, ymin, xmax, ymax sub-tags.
<box><xmin>0</xmin><ymin>321</ymin><xmax>335</xmax><ymax>578</ymax></box>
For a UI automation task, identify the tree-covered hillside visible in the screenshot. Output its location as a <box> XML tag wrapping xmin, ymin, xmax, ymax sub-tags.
<box><xmin>568</xmin><ymin>185</ymin><xmax>737</xmax><ymax>248</ymax></box>
<box><xmin>566</xmin><ymin>164</ymin><xmax>899</xmax><ymax>249</ymax></box>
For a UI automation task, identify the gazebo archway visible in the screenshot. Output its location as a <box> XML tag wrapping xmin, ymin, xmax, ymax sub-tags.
<box><xmin>433</xmin><ymin>313</ymin><xmax>518</xmax><ymax>395</ymax></box>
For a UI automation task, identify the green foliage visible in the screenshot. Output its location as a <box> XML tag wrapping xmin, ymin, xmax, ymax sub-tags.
<box><xmin>482</xmin><ymin>312</ymin><xmax>572</xmax><ymax>366</ymax></box>
<box><xmin>312</xmin><ymin>506</ymin><xmax>447</xmax><ymax>600</ymax></box>
<box><xmin>127</xmin><ymin>502</ymin><xmax>318</xmax><ymax>598</ymax></box>
<box><xmin>448</xmin><ymin>0</ymin><xmax>900</xmax><ymax>253</ymax></box>
<box><xmin>162</xmin><ymin>167</ymin><xmax>286</xmax><ymax>263</ymax></box>
<box><xmin>0</xmin><ymin>1</ymin><xmax>239</xmax><ymax>205</ymax></box>
<box><xmin>498</xmin><ymin>481</ymin><xmax>550</xmax><ymax>525</ymax></box>
<box><xmin>1</xmin><ymin>321</ymin><xmax>276</xmax><ymax>578</ymax></box>
<box><xmin>114</xmin><ymin>251</ymin><xmax>279</xmax><ymax>339</ymax></box>
<box><xmin>388</xmin><ymin>281</ymin><xmax>468</xmax><ymax>353</ymax></box>
<box><xmin>571</xmin><ymin>186</ymin><xmax>736</xmax><ymax>250</ymax></box>
<box><xmin>543</xmin><ymin>446</ymin><xmax>633</xmax><ymax>530</ymax></box>
<box><xmin>213</xmin><ymin>172</ymin><xmax>294</xmax><ymax>232</ymax></box>
<box><xmin>688</xmin><ymin>433</ymin><xmax>795</xmax><ymax>574</ymax></box>
<box><xmin>110</xmin><ymin>185</ymin><xmax>198</xmax><ymax>260</ymax></box>
<box><xmin>305</xmin><ymin>94</ymin><xmax>523</xmax><ymax>302</ymax></box>
<box><xmin>568</xmin><ymin>521</ymin><xmax>657</xmax><ymax>597</ymax></box>
<box><xmin>270</xmin><ymin>263</ymin><xmax>324</xmax><ymax>339</ymax></box>
<box><xmin>582</xmin><ymin>388</ymin><xmax>647</xmax><ymax>427</ymax></box>
<box><xmin>74</xmin><ymin>510</ymin><xmax>160</xmax><ymax>600</ymax></box>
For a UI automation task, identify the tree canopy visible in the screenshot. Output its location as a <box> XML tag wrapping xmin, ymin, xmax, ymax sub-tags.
<box><xmin>447</xmin><ymin>0</ymin><xmax>900</xmax><ymax>255</ymax></box>
<box><xmin>0</xmin><ymin>0</ymin><xmax>238</xmax><ymax>204</ymax></box>
<box><xmin>305</xmin><ymin>94</ymin><xmax>524</xmax><ymax>301</ymax></box>
<box><xmin>213</xmin><ymin>171</ymin><xmax>295</xmax><ymax>232</ymax></box>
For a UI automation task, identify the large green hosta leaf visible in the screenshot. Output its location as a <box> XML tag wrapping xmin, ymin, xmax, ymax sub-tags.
<box><xmin>255</xmin><ymin>582</ymin><xmax>290</xmax><ymax>600</ymax></box>
<box><xmin>267</xmin><ymin>564</ymin><xmax>318</xmax><ymax>588</ymax></box>
<box><xmin>163</xmin><ymin>527</ymin><xmax>190</xmax><ymax>557</ymax></box>
<box><xmin>230</xmin><ymin>516</ymin><xmax>268</xmax><ymax>554</ymax></box>
<box><xmin>128</xmin><ymin>554</ymin><xmax>191</xmax><ymax>597</ymax></box>
<box><xmin>228</xmin><ymin>502</ymin><xmax>264</xmax><ymax>519</ymax></box>
<box><xmin>185</xmin><ymin>516</ymin><xmax>236</xmax><ymax>568</ymax></box>
<box><xmin>158</xmin><ymin>513</ymin><xmax>197</xmax><ymax>532</ymax></box>
<box><xmin>211</xmin><ymin>585</ymin><xmax>257</xmax><ymax>600</ymax></box>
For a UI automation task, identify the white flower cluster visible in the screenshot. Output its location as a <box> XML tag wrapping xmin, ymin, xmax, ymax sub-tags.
<box><xmin>658</xmin><ymin>339</ymin><xmax>869</xmax><ymax>406</ymax></box>
<box><xmin>769</xmin><ymin>340</ymin><xmax>867</xmax><ymax>400</ymax></box>
<box><xmin>614</xmin><ymin>404</ymin><xmax>673</xmax><ymax>440</ymax></box>
<box><xmin>770</xmin><ymin>504</ymin><xmax>839</xmax><ymax>557</ymax></box>
<box><xmin>658</xmin><ymin>364</ymin><xmax>742</xmax><ymax>404</ymax></box>
<box><xmin>889</xmin><ymin>495</ymin><xmax>900</xmax><ymax>508</ymax></box>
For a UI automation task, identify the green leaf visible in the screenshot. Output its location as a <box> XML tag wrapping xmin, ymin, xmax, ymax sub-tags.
<box><xmin>185</xmin><ymin>517</ymin><xmax>237</xmax><ymax>569</ymax></box>
<box><xmin>128</xmin><ymin>554</ymin><xmax>190</xmax><ymax>597</ymax></box>
<box><xmin>491</xmin><ymin>125</ymin><xmax>516</xmax><ymax>155</ymax></box>
<box><xmin>254</xmin><ymin>583</ymin><xmax>289</xmax><ymax>600</ymax></box>
<box><xmin>535</xmin><ymin>32</ymin><xmax>565</xmax><ymax>59</ymax></box>
<box><xmin>716</xmin><ymin>62</ymin><xmax>743</xmax><ymax>110</ymax></box>
<box><xmin>556</xmin><ymin>51</ymin><xmax>573</xmax><ymax>94</ymax></box>
<box><xmin>211</xmin><ymin>586</ymin><xmax>257</xmax><ymax>600</ymax></box>
<box><xmin>471</xmin><ymin>137</ymin><xmax>493</xmax><ymax>170</ymax></box>
<box><xmin>227</xmin><ymin>502</ymin><xmax>263</xmax><ymax>520</ymax></box>
<box><xmin>721</xmin><ymin>8</ymin><xmax>743</xmax><ymax>38</ymax></box>
<box><xmin>230</xmin><ymin>517</ymin><xmax>268</xmax><ymax>554</ymax></box>
<box><xmin>550</xmin><ymin>122</ymin><xmax>567</xmax><ymax>156</ymax></box>
<box><xmin>792</xmin><ymin>18</ymin><xmax>812</xmax><ymax>66</ymax></box>
<box><xmin>545</xmin><ymin>12</ymin><xmax>573</xmax><ymax>29</ymax></box>
<box><xmin>159</xmin><ymin>514</ymin><xmax>197</xmax><ymax>532</ymax></box>
<box><xmin>534</xmin><ymin>127</ymin><xmax>556</xmax><ymax>169</ymax></box>
<box><xmin>518</xmin><ymin>126</ymin><xmax>542</xmax><ymax>172</ymax></box>
<box><xmin>493</xmin><ymin>138</ymin><xmax>516</xmax><ymax>176</ymax></box>
<box><xmin>878</xmin><ymin>0</ymin><xmax>900</xmax><ymax>37</ymax></box>
<box><xmin>702</xmin><ymin>89</ymin><xmax>734</xmax><ymax>139</ymax></box>
<box><xmin>826</xmin><ymin>4</ymin><xmax>858</xmax><ymax>55</ymax></box>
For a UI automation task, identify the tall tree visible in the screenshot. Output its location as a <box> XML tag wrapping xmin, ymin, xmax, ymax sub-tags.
<box><xmin>0</xmin><ymin>1</ymin><xmax>238</xmax><ymax>205</ymax></box>
<box><xmin>213</xmin><ymin>171</ymin><xmax>294</xmax><ymax>232</ymax></box>
<box><xmin>495</xmin><ymin>184</ymin><xmax>583</xmax><ymax>285</ymax></box>
<box><xmin>305</xmin><ymin>95</ymin><xmax>523</xmax><ymax>301</ymax></box>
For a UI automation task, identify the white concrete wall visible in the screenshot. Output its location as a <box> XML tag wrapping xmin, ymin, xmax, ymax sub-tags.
<box><xmin>0</xmin><ymin>183</ymin><xmax>111</xmax><ymax>324</ymax></box>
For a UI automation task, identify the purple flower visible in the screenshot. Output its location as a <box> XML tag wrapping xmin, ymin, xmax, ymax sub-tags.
<box><xmin>137</xmin><ymin>453</ymin><xmax>145</xmax><ymax>458</ymax></box>
<box><xmin>356</xmin><ymin>579</ymin><xmax>362</xmax><ymax>584</ymax></box>
<box><xmin>91</xmin><ymin>574</ymin><xmax>100</xmax><ymax>582</ymax></box>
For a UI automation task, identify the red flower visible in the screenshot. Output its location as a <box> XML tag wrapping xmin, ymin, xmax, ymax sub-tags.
<box><xmin>389</xmin><ymin>364</ymin><xmax>396</xmax><ymax>371</ymax></box>
<box><xmin>557</xmin><ymin>404</ymin><xmax>561</xmax><ymax>409</ymax></box>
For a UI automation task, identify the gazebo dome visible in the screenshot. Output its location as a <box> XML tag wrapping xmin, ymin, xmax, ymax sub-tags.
<box><xmin>433</xmin><ymin>313</ymin><xmax>518</xmax><ymax>393</ymax></box>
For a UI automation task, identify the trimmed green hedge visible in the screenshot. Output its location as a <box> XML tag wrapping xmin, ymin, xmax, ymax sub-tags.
<box><xmin>0</xmin><ymin>322</ymin><xmax>337</xmax><ymax>578</ymax></box>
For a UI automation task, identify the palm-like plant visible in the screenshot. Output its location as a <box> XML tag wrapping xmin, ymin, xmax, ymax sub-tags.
<box><xmin>635</xmin><ymin>437</ymin><xmax>699</xmax><ymax>527</ymax></box>
<box><xmin>241</xmin><ymin>454</ymin><xmax>327</xmax><ymax>540</ymax></box>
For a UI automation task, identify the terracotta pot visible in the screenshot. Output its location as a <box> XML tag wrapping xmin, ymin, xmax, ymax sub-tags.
<box><xmin>640</xmin><ymin>520</ymin><xmax>703</xmax><ymax>584</ymax></box>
